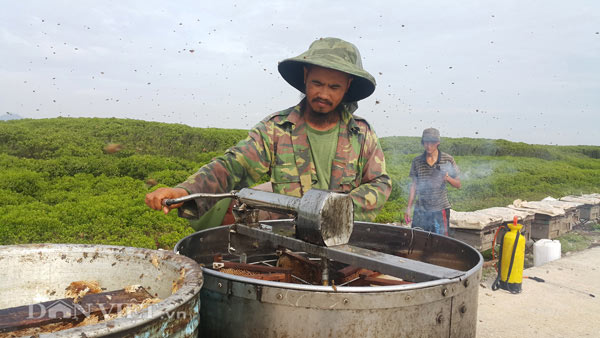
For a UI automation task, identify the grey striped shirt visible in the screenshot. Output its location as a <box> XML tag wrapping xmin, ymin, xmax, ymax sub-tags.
<box><xmin>409</xmin><ymin>151</ymin><xmax>460</xmax><ymax>211</ymax></box>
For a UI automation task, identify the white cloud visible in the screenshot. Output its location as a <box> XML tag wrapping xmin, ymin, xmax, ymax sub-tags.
<box><xmin>0</xmin><ymin>28</ymin><xmax>32</xmax><ymax>46</ymax></box>
<box><xmin>0</xmin><ymin>0</ymin><xmax>598</xmax><ymax>145</ymax></box>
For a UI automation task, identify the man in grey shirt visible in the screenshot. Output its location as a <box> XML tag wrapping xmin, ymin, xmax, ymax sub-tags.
<box><xmin>405</xmin><ymin>128</ymin><xmax>461</xmax><ymax>235</ymax></box>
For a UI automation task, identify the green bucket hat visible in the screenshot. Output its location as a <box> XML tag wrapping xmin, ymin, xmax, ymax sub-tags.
<box><xmin>278</xmin><ymin>37</ymin><xmax>376</xmax><ymax>102</ymax></box>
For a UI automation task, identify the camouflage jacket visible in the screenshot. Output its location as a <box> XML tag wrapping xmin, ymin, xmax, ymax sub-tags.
<box><xmin>176</xmin><ymin>100</ymin><xmax>392</xmax><ymax>221</ymax></box>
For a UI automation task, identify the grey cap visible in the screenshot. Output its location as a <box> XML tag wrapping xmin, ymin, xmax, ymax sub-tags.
<box><xmin>278</xmin><ymin>37</ymin><xmax>376</xmax><ymax>102</ymax></box>
<box><xmin>421</xmin><ymin>128</ymin><xmax>441</xmax><ymax>143</ymax></box>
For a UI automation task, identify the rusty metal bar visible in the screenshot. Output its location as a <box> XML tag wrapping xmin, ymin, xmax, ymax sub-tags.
<box><xmin>232</xmin><ymin>224</ymin><xmax>465</xmax><ymax>282</ymax></box>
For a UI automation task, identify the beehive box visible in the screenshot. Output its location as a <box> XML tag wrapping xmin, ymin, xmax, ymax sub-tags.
<box><xmin>449</xmin><ymin>210</ymin><xmax>502</xmax><ymax>251</ymax></box>
<box><xmin>450</xmin><ymin>225</ymin><xmax>500</xmax><ymax>252</ymax></box>
<box><xmin>508</xmin><ymin>200</ymin><xmax>571</xmax><ymax>240</ymax></box>
<box><xmin>478</xmin><ymin>207</ymin><xmax>534</xmax><ymax>243</ymax></box>
<box><xmin>560</xmin><ymin>195</ymin><xmax>600</xmax><ymax>222</ymax></box>
<box><xmin>540</xmin><ymin>197</ymin><xmax>582</xmax><ymax>230</ymax></box>
<box><xmin>530</xmin><ymin>214</ymin><xmax>572</xmax><ymax>239</ymax></box>
<box><xmin>448</xmin><ymin>208</ymin><xmax>534</xmax><ymax>252</ymax></box>
<box><xmin>580</xmin><ymin>205</ymin><xmax>600</xmax><ymax>221</ymax></box>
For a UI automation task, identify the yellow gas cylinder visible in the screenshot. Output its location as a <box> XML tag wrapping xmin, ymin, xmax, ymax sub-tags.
<box><xmin>492</xmin><ymin>216</ymin><xmax>525</xmax><ymax>293</ymax></box>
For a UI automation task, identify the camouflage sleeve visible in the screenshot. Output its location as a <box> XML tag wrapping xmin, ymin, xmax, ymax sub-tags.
<box><xmin>175</xmin><ymin>123</ymin><xmax>273</xmax><ymax>219</ymax></box>
<box><xmin>350</xmin><ymin>127</ymin><xmax>392</xmax><ymax>222</ymax></box>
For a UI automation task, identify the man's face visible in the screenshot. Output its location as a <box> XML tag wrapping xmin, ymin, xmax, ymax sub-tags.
<box><xmin>423</xmin><ymin>141</ymin><xmax>440</xmax><ymax>154</ymax></box>
<box><xmin>303</xmin><ymin>65</ymin><xmax>352</xmax><ymax>114</ymax></box>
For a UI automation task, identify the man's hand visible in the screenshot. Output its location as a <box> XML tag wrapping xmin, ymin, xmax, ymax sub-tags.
<box><xmin>443</xmin><ymin>172</ymin><xmax>461</xmax><ymax>189</ymax></box>
<box><xmin>405</xmin><ymin>206</ymin><xmax>412</xmax><ymax>224</ymax></box>
<box><xmin>145</xmin><ymin>187</ymin><xmax>189</xmax><ymax>214</ymax></box>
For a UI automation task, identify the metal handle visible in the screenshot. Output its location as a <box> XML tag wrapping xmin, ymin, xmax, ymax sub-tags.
<box><xmin>162</xmin><ymin>192</ymin><xmax>238</xmax><ymax>206</ymax></box>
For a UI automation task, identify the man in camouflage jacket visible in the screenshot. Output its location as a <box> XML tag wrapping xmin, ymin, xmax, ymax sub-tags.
<box><xmin>146</xmin><ymin>37</ymin><xmax>391</xmax><ymax>222</ymax></box>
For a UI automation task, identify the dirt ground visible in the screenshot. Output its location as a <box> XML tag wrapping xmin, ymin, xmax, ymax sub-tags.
<box><xmin>477</xmin><ymin>222</ymin><xmax>600</xmax><ymax>337</ymax></box>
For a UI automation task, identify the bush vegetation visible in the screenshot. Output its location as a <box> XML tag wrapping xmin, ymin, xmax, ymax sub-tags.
<box><xmin>375</xmin><ymin>137</ymin><xmax>600</xmax><ymax>222</ymax></box>
<box><xmin>1</xmin><ymin>117</ymin><xmax>598</xmax><ymax>248</ymax></box>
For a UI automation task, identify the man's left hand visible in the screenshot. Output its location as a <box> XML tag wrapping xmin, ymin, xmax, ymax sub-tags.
<box><xmin>444</xmin><ymin>172</ymin><xmax>461</xmax><ymax>189</ymax></box>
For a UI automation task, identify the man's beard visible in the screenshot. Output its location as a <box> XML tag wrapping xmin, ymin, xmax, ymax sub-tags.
<box><xmin>300</xmin><ymin>94</ymin><xmax>340</xmax><ymax>115</ymax></box>
<box><xmin>310</xmin><ymin>108</ymin><xmax>338</xmax><ymax>122</ymax></box>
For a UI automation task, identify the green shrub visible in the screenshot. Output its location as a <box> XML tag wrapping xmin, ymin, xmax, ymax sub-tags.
<box><xmin>1</xmin><ymin>117</ymin><xmax>598</xmax><ymax>249</ymax></box>
<box><xmin>0</xmin><ymin>169</ymin><xmax>48</xmax><ymax>197</ymax></box>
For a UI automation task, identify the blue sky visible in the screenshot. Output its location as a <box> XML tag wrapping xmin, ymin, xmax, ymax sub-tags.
<box><xmin>1</xmin><ymin>0</ymin><xmax>598</xmax><ymax>145</ymax></box>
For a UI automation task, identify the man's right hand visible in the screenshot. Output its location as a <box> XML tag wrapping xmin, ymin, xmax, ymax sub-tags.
<box><xmin>145</xmin><ymin>187</ymin><xmax>189</xmax><ymax>215</ymax></box>
<box><xmin>405</xmin><ymin>207</ymin><xmax>412</xmax><ymax>224</ymax></box>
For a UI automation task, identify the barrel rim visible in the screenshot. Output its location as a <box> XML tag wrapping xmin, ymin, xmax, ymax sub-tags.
<box><xmin>0</xmin><ymin>243</ymin><xmax>203</xmax><ymax>337</ymax></box>
<box><xmin>174</xmin><ymin>221</ymin><xmax>483</xmax><ymax>293</ymax></box>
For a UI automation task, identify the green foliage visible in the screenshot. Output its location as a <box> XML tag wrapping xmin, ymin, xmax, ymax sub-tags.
<box><xmin>558</xmin><ymin>233</ymin><xmax>592</xmax><ymax>254</ymax></box>
<box><xmin>0</xmin><ymin>118</ymin><xmax>247</xmax><ymax>249</ymax></box>
<box><xmin>380</xmin><ymin>136</ymin><xmax>600</xmax><ymax>217</ymax></box>
<box><xmin>0</xmin><ymin>117</ymin><xmax>247</xmax><ymax>160</ymax></box>
<box><xmin>0</xmin><ymin>169</ymin><xmax>48</xmax><ymax>197</ymax></box>
<box><xmin>1</xmin><ymin>117</ymin><xmax>599</xmax><ymax>250</ymax></box>
<box><xmin>116</xmin><ymin>155</ymin><xmax>194</xmax><ymax>180</ymax></box>
<box><xmin>148</xmin><ymin>169</ymin><xmax>196</xmax><ymax>187</ymax></box>
<box><xmin>381</xmin><ymin>136</ymin><xmax>599</xmax><ymax>161</ymax></box>
<box><xmin>0</xmin><ymin>174</ymin><xmax>194</xmax><ymax>249</ymax></box>
<box><xmin>374</xmin><ymin>201</ymin><xmax>405</xmax><ymax>223</ymax></box>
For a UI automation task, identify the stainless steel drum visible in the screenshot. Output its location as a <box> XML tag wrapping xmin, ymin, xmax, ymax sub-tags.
<box><xmin>0</xmin><ymin>244</ymin><xmax>203</xmax><ymax>337</ymax></box>
<box><xmin>175</xmin><ymin>220</ymin><xmax>483</xmax><ymax>338</ymax></box>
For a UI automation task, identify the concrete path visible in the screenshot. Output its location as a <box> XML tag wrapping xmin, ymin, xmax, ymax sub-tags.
<box><xmin>477</xmin><ymin>247</ymin><xmax>600</xmax><ymax>337</ymax></box>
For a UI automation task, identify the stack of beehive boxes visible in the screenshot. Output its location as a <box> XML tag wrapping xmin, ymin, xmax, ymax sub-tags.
<box><xmin>449</xmin><ymin>207</ymin><xmax>534</xmax><ymax>251</ymax></box>
<box><xmin>560</xmin><ymin>194</ymin><xmax>600</xmax><ymax>222</ymax></box>
<box><xmin>508</xmin><ymin>199</ymin><xmax>573</xmax><ymax>240</ymax></box>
